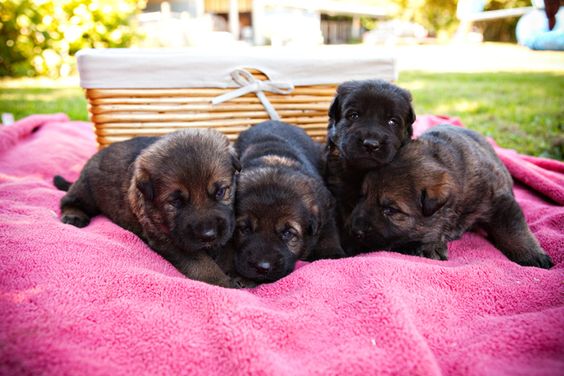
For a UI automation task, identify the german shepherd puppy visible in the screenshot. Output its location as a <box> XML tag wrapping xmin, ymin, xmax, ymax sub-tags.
<box><xmin>54</xmin><ymin>129</ymin><xmax>243</xmax><ymax>287</ymax></box>
<box><xmin>348</xmin><ymin>124</ymin><xmax>553</xmax><ymax>269</ymax></box>
<box><xmin>233</xmin><ymin>121</ymin><xmax>345</xmax><ymax>282</ymax></box>
<box><xmin>324</xmin><ymin>80</ymin><xmax>416</xmax><ymax>254</ymax></box>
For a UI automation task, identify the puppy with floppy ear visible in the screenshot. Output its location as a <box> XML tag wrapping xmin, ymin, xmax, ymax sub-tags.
<box><xmin>324</xmin><ymin>79</ymin><xmax>416</xmax><ymax>252</ymax></box>
<box><xmin>327</xmin><ymin>79</ymin><xmax>415</xmax><ymax>170</ymax></box>
<box><xmin>54</xmin><ymin>129</ymin><xmax>244</xmax><ymax>288</ymax></box>
<box><xmin>347</xmin><ymin>124</ymin><xmax>553</xmax><ymax>269</ymax></box>
<box><xmin>233</xmin><ymin>120</ymin><xmax>345</xmax><ymax>283</ymax></box>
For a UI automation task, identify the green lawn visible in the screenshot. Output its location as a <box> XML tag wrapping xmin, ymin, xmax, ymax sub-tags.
<box><xmin>0</xmin><ymin>78</ymin><xmax>88</xmax><ymax>122</ymax></box>
<box><xmin>399</xmin><ymin>71</ymin><xmax>564</xmax><ymax>160</ymax></box>
<box><xmin>1</xmin><ymin>72</ymin><xmax>563</xmax><ymax>159</ymax></box>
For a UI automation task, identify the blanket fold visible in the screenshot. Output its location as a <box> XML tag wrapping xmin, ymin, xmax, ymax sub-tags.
<box><xmin>1</xmin><ymin>114</ymin><xmax>562</xmax><ymax>376</ymax></box>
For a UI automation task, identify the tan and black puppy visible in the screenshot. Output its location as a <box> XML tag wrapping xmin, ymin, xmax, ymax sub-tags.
<box><xmin>348</xmin><ymin>124</ymin><xmax>553</xmax><ymax>269</ymax></box>
<box><xmin>233</xmin><ymin>120</ymin><xmax>345</xmax><ymax>283</ymax></box>
<box><xmin>53</xmin><ymin>129</ymin><xmax>243</xmax><ymax>287</ymax></box>
<box><xmin>324</xmin><ymin>79</ymin><xmax>416</xmax><ymax>253</ymax></box>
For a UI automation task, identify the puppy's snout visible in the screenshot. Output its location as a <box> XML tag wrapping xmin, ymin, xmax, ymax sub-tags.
<box><xmin>193</xmin><ymin>218</ymin><xmax>224</xmax><ymax>243</ymax></box>
<box><xmin>251</xmin><ymin>260</ymin><xmax>272</xmax><ymax>275</ymax></box>
<box><xmin>353</xmin><ymin>229</ymin><xmax>365</xmax><ymax>240</ymax></box>
<box><xmin>362</xmin><ymin>138</ymin><xmax>381</xmax><ymax>152</ymax></box>
<box><xmin>198</xmin><ymin>227</ymin><xmax>217</xmax><ymax>242</ymax></box>
<box><xmin>351</xmin><ymin>217</ymin><xmax>372</xmax><ymax>239</ymax></box>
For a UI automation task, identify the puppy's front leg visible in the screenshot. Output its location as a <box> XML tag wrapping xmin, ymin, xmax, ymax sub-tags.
<box><xmin>308</xmin><ymin>216</ymin><xmax>346</xmax><ymax>261</ymax></box>
<box><xmin>159</xmin><ymin>246</ymin><xmax>238</xmax><ymax>288</ymax></box>
<box><xmin>211</xmin><ymin>243</ymin><xmax>258</xmax><ymax>288</ymax></box>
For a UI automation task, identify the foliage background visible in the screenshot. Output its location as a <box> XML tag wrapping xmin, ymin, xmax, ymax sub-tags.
<box><xmin>362</xmin><ymin>0</ymin><xmax>535</xmax><ymax>40</ymax></box>
<box><xmin>0</xmin><ymin>0</ymin><xmax>146</xmax><ymax>78</ymax></box>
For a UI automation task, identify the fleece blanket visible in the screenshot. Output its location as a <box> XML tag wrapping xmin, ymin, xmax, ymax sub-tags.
<box><xmin>0</xmin><ymin>114</ymin><xmax>563</xmax><ymax>376</ymax></box>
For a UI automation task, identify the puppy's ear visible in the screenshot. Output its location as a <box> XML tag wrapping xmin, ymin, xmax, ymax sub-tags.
<box><xmin>403</xmin><ymin>106</ymin><xmax>415</xmax><ymax>143</ymax></box>
<box><xmin>328</xmin><ymin>95</ymin><xmax>340</xmax><ymax>145</ymax></box>
<box><xmin>135</xmin><ymin>169</ymin><xmax>154</xmax><ymax>202</ymax></box>
<box><xmin>328</xmin><ymin>95</ymin><xmax>340</xmax><ymax>123</ymax></box>
<box><xmin>420</xmin><ymin>172</ymin><xmax>453</xmax><ymax>217</ymax></box>
<box><xmin>228</xmin><ymin>145</ymin><xmax>242</xmax><ymax>172</ymax></box>
<box><xmin>306</xmin><ymin>204</ymin><xmax>321</xmax><ymax>237</ymax></box>
<box><xmin>300</xmin><ymin>179</ymin><xmax>324</xmax><ymax>237</ymax></box>
<box><xmin>399</xmin><ymin>87</ymin><xmax>416</xmax><ymax>139</ymax></box>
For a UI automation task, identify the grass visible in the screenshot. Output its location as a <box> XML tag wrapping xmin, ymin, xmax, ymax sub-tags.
<box><xmin>398</xmin><ymin>71</ymin><xmax>564</xmax><ymax>160</ymax></box>
<box><xmin>0</xmin><ymin>77</ymin><xmax>88</xmax><ymax>122</ymax></box>
<box><xmin>1</xmin><ymin>71</ymin><xmax>563</xmax><ymax>159</ymax></box>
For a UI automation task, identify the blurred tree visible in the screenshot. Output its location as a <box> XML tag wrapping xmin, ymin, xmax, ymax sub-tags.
<box><xmin>391</xmin><ymin>0</ymin><xmax>459</xmax><ymax>37</ymax></box>
<box><xmin>362</xmin><ymin>0</ymin><xmax>535</xmax><ymax>41</ymax></box>
<box><xmin>0</xmin><ymin>0</ymin><xmax>146</xmax><ymax>77</ymax></box>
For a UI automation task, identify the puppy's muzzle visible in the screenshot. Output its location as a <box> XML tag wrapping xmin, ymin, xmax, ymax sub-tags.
<box><xmin>357</xmin><ymin>135</ymin><xmax>387</xmax><ymax>155</ymax></box>
<box><xmin>362</xmin><ymin>138</ymin><xmax>382</xmax><ymax>152</ymax></box>
<box><xmin>191</xmin><ymin>216</ymin><xmax>228</xmax><ymax>244</ymax></box>
<box><xmin>235</xmin><ymin>246</ymin><xmax>294</xmax><ymax>282</ymax></box>
<box><xmin>351</xmin><ymin>216</ymin><xmax>373</xmax><ymax>240</ymax></box>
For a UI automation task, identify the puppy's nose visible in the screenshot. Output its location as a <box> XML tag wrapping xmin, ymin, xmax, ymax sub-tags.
<box><xmin>353</xmin><ymin>229</ymin><xmax>365</xmax><ymax>240</ymax></box>
<box><xmin>198</xmin><ymin>227</ymin><xmax>217</xmax><ymax>242</ymax></box>
<box><xmin>252</xmin><ymin>260</ymin><xmax>272</xmax><ymax>275</ymax></box>
<box><xmin>351</xmin><ymin>218</ymin><xmax>371</xmax><ymax>239</ymax></box>
<box><xmin>362</xmin><ymin>139</ymin><xmax>381</xmax><ymax>152</ymax></box>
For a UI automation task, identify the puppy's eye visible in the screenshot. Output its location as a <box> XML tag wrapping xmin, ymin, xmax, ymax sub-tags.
<box><xmin>382</xmin><ymin>206</ymin><xmax>400</xmax><ymax>216</ymax></box>
<box><xmin>169</xmin><ymin>195</ymin><xmax>184</xmax><ymax>209</ymax></box>
<box><xmin>215</xmin><ymin>185</ymin><xmax>230</xmax><ymax>201</ymax></box>
<box><xmin>347</xmin><ymin>111</ymin><xmax>360</xmax><ymax>121</ymax></box>
<box><xmin>281</xmin><ymin>228</ymin><xmax>298</xmax><ymax>242</ymax></box>
<box><xmin>238</xmin><ymin>223</ymin><xmax>252</xmax><ymax>235</ymax></box>
<box><xmin>387</xmin><ymin>118</ymin><xmax>398</xmax><ymax>127</ymax></box>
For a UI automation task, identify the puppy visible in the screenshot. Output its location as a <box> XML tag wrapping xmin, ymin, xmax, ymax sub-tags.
<box><xmin>54</xmin><ymin>129</ymin><xmax>243</xmax><ymax>287</ymax></box>
<box><xmin>348</xmin><ymin>124</ymin><xmax>553</xmax><ymax>269</ymax></box>
<box><xmin>233</xmin><ymin>120</ymin><xmax>345</xmax><ymax>283</ymax></box>
<box><xmin>324</xmin><ymin>79</ymin><xmax>416</xmax><ymax>251</ymax></box>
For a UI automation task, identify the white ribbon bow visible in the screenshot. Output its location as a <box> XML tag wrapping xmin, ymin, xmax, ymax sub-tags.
<box><xmin>211</xmin><ymin>69</ymin><xmax>294</xmax><ymax>121</ymax></box>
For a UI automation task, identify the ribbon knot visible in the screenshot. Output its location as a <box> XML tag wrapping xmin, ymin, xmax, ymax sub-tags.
<box><xmin>211</xmin><ymin>69</ymin><xmax>294</xmax><ymax>121</ymax></box>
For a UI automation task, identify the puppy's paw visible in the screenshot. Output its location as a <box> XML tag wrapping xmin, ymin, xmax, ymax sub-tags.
<box><xmin>230</xmin><ymin>276</ymin><xmax>258</xmax><ymax>289</ymax></box>
<box><xmin>61</xmin><ymin>213</ymin><xmax>90</xmax><ymax>228</ymax></box>
<box><xmin>417</xmin><ymin>242</ymin><xmax>448</xmax><ymax>261</ymax></box>
<box><xmin>516</xmin><ymin>252</ymin><xmax>554</xmax><ymax>269</ymax></box>
<box><xmin>225</xmin><ymin>270</ymin><xmax>258</xmax><ymax>289</ymax></box>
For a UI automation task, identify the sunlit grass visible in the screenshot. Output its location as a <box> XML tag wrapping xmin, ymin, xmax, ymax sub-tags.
<box><xmin>0</xmin><ymin>77</ymin><xmax>88</xmax><ymax>121</ymax></box>
<box><xmin>399</xmin><ymin>71</ymin><xmax>564</xmax><ymax>159</ymax></box>
<box><xmin>1</xmin><ymin>71</ymin><xmax>563</xmax><ymax>159</ymax></box>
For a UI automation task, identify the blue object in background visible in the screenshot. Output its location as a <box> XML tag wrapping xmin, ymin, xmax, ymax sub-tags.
<box><xmin>516</xmin><ymin>6</ymin><xmax>564</xmax><ymax>50</ymax></box>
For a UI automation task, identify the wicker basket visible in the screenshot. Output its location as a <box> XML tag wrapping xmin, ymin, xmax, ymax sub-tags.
<box><xmin>78</xmin><ymin>48</ymin><xmax>396</xmax><ymax>147</ymax></box>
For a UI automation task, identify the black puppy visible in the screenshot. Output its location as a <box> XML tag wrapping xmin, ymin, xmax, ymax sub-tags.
<box><xmin>324</xmin><ymin>80</ymin><xmax>416</xmax><ymax>253</ymax></box>
<box><xmin>233</xmin><ymin>120</ymin><xmax>345</xmax><ymax>283</ymax></box>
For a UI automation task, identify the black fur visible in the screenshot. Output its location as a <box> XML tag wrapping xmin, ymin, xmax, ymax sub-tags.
<box><xmin>53</xmin><ymin>175</ymin><xmax>72</xmax><ymax>192</ymax></box>
<box><xmin>324</xmin><ymin>80</ymin><xmax>416</xmax><ymax>254</ymax></box>
<box><xmin>233</xmin><ymin>121</ymin><xmax>345</xmax><ymax>282</ymax></box>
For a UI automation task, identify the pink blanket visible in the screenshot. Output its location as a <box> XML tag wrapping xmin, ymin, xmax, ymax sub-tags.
<box><xmin>1</xmin><ymin>114</ymin><xmax>563</xmax><ymax>375</ymax></box>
